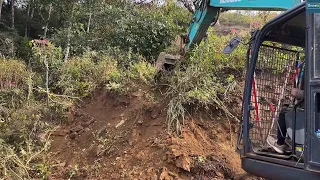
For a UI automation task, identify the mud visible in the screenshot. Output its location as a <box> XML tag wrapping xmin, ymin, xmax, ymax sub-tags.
<box><xmin>49</xmin><ymin>89</ymin><xmax>260</xmax><ymax>179</ymax></box>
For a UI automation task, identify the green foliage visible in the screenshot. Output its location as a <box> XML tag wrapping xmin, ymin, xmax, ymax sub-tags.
<box><xmin>57</xmin><ymin>57</ymin><xmax>106</xmax><ymax>97</ymax></box>
<box><xmin>53</xmin><ymin>48</ymin><xmax>156</xmax><ymax>97</ymax></box>
<box><xmin>52</xmin><ymin>0</ymin><xmax>190</xmax><ymax>59</ymax></box>
<box><xmin>0</xmin><ymin>103</ymin><xmax>55</xmax><ymax>179</ymax></box>
<box><xmin>15</xmin><ymin>37</ymin><xmax>33</xmax><ymax>60</ymax></box>
<box><xmin>0</xmin><ymin>59</ymin><xmax>31</xmax><ymax>109</ymax></box>
<box><xmin>0</xmin><ymin>88</ymin><xmax>27</xmax><ymax>110</ymax></box>
<box><xmin>102</xmin><ymin>46</ymin><xmax>145</xmax><ymax>68</ymax></box>
<box><xmin>165</xmin><ymin>31</ymin><xmax>247</xmax><ymax>133</ymax></box>
<box><xmin>219</xmin><ymin>11</ymin><xmax>279</xmax><ymax>29</ymax></box>
<box><xmin>189</xmin><ymin>31</ymin><xmax>249</xmax><ymax>70</ymax></box>
<box><xmin>31</xmin><ymin>42</ymin><xmax>64</xmax><ymax>91</ymax></box>
<box><xmin>105</xmin><ymin>58</ymin><xmax>156</xmax><ymax>94</ymax></box>
<box><xmin>110</xmin><ymin>9</ymin><xmax>174</xmax><ymax>59</ymax></box>
<box><xmin>219</xmin><ymin>12</ymin><xmax>254</xmax><ymax>27</ymax></box>
<box><xmin>127</xmin><ymin>61</ymin><xmax>156</xmax><ymax>85</ymax></box>
<box><xmin>0</xmin><ymin>59</ymin><xmax>30</xmax><ymax>89</ymax></box>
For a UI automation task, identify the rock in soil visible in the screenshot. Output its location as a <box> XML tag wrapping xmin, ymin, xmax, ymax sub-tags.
<box><xmin>69</xmin><ymin>132</ymin><xmax>77</xmax><ymax>139</ymax></box>
<box><xmin>81</xmin><ymin>118</ymin><xmax>95</xmax><ymax>127</ymax></box>
<box><xmin>70</xmin><ymin>125</ymin><xmax>84</xmax><ymax>133</ymax></box>
<box><xmin>175</xmin><ymin>154</ymin><xmax>191</xmax><ymax>172</ymax></box>
<box><xmin>54</xmin><ymin>129</ymin><xmax>68</xmax><ymax>136</ymax></box>
<box><xmin>160</xmin><ymin>167</ymin><xmax>175</xmax><ymax>180</ymax></box>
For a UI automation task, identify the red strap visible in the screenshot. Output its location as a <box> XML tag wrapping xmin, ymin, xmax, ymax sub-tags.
<box><xmin>252</xmin><ymin>79</ymin><xmax>263</xmax><ymax>139</ymax></box>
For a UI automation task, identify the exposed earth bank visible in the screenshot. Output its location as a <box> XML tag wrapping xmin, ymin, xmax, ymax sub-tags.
<box><xmin>48</xmin><ymin>89</ymin><xmax>260</xmax><ymax>180</ymax></box>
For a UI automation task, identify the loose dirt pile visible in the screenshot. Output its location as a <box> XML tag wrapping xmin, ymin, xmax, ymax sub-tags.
<box><xmin>48</xmin><ymin>89</ymin><xmax>259</xmax><ymax>180</ymax></box>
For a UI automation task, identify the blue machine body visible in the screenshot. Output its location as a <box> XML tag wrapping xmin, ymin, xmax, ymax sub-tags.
<box><xmin>185</xmin><ymin>0</ymin><xmax>303</xmax><ymax>51</ymax></box>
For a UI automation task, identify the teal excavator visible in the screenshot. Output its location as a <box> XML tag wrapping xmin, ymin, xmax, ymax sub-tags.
<box><xmin>157</xmin><ymin>0</ymin><xmax>320</xmax><ymax>179</ymax></box>
<box><xmin>156</xmin><ymin>0</ymin><xmax>303</xmax><ymax>71</ymax></box>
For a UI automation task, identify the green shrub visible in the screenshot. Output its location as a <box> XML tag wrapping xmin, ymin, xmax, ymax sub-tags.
<box><xmin>0</xmin><ymin>103</ymin><xmax>57</xmax><ymax>179</ymax></box>
<box><xmin>102</xmin><ymin>47</ymin><xmax>145</xmax><ymax>69</ymax></box>
<box><xmin>0</xmin><ymin>59</ymin><xmax>30</xmax><ymax>90</ymax></box>
<box><xmin>30</xmin><ymin>41</ymin><xmax>64</xmax><ymax>93</ymax></box>
<box><xmin>57</xmin><ymin>58</ymin><xmax>104</xmax><ymax>97</ymax></box>
<box><xmin>0</xmin><ymin>59</ymin><xmax>32</xmax><ymax>109</ymax></box>
<box><xmin>95</xmin><ymin>4</ymin><xmax>179</xmax><ymax>59</ymax></box>
<box><xmin>56</xmin><ymin>50</ymin><xmax>155</xmax><ymax>97</ymax></box>
<box><xmin>165</xmin><ymin>31</ymin><xmax>248</xmax><ymax>133</ymax></box>
<box><xmin>127</xmin><ymin>61</ymin><xmax>156</xmax><ymax>85</ymax></box>
<box><xmin>105</xmin><ymin>59</ymin><xmax>156</xmax><ymax>94</ymax></box>
<box><xmin>219</xmin><ymin>12</ymin><xmax>253</xmax><ymax>27</ymax></box>
<box><xmin>52</xmin><ymin>0</ymin><xmax>190</xmax><ymax>60</ymax></box>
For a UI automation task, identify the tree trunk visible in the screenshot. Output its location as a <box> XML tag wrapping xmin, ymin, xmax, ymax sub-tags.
<box><xmin>28</xmin><ymin>3</ymin><xmax>34</xmax><ymax>37</ymax></box>
<box><xmin>43</xmin><ymin>3</ymin><xmax>53</xmax><ymax>38</ymax></box>
<box><xmin>216</xmin><ymin>19</ymin><xmax>220</xmax><ymax>26</ymax></box>
<box><xmin>64</xmin><ymin>3</ymin><xmax>75</xmax><ymax>62</ymax></box>
<box><xmin>87</xmin><ymin>1</ymin><xmax>92</xmax><ymax>33</ymax></box>
<box><xmin>25</xmin><ymin>3</ymin><xmax>30</xmax><ymax>37</ymax></box>
<box><xmin>87</xmin><ymin>12</ymin><xmax>92</xmax><ymax>33</ymax></box>
<box><xmin>27</xmin><ymin>74</ymin><xmax>33</xmax><ymax>104</ymax></box>
<box><xmin>44</xmin><ymin>56</ymin><xmax>49</xmax><ymax>106</ymax></box>
<box><xmin>180</xmin><ymin>0</ymin><xmax>195</xmax><ymax>13</ymax></box>
<box><xmin>0</xmin><ymin>0</ymin><xmax>4</xmax><ymax>20</ymax></box>
<box><xmin>10</xmin><ymin>0</ymin><xmax>14</xmax><ymax>28</ymax></box>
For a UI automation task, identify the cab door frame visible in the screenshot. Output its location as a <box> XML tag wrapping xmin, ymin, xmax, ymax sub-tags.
<box><xmin>241</xmin><ymin>2</ymin><xmax>306</xmax><ymax>159</ymax></box>
<box><xmin>305</xmin><ymin>12</ymin><xmax>320</xmax><ymax>172</ymax></box>
<box><xmin>239</xmin><ymin>2</ymin><xmax>320</xmax><ymax>179</ymax></box>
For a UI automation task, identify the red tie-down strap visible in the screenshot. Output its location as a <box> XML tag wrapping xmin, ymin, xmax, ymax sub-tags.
<box><xmin>290</xmin><ymin>63</ymin><xmax>299</xmax><ymax>85</ymax></box>
<box><xmin>252</xmin><ymin>78</ymin><xmax>263</xmax><ymax>139</ymax></box>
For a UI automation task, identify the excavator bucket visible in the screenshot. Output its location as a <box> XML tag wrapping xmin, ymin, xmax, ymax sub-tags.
<box><xmin>155</xmin><ymin>52</ymin><xmax>182</xmax><ymax>74</ymax></box>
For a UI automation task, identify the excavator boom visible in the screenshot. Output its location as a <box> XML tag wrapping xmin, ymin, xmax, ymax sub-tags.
<box><xmin>184</xmin><ymin>0</ymin><xmax>303</xmax><ymax>51</ymax></box>
<box><xmin>155</xmin><ymin>0</ymin><xmax>303</xmax><ymax>75</ymax></box>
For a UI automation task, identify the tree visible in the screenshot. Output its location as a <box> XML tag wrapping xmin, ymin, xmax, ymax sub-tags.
<box><xmin>0</xmin><ymin>0</ymin><xmax>4</xmax><ymax>20</ymax></box>
<box><xmin>10</xmin><ymin>0</ymin><xmax>14</xmax><ymax>28</ymax></box>
<box><xmin>63</xmin><ymin>0</ymin><xmax>76</xmax><ymax>62</ymax></box>
<box><xmin>178</xmin><ymin>0</ymin><xmax>194</xmax><ymax>13</ymax></box>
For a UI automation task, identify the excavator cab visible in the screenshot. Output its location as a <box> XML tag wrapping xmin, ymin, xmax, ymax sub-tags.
<box><xmin>234</xmin><ymin>2</ymin><xmax>320</xmax><ymax>179</ymax></box>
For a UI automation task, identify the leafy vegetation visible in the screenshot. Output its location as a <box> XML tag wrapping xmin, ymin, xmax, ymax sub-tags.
<box><xmin>165</xmin><ymin>30</ymin><xmax>249</xmax><ymax>134</ymax></box>
<box><xmin>0</xmin><ymin>0</ymin><xmax>278</xmax><ymax>178</ymax></box>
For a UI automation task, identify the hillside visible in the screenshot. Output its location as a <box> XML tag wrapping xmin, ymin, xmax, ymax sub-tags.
<box><xmin>0</xmin><ymin>1</ymin><xmax>277</xmax><ymax>179</ymax></box>
<box><xmin>47</xmin><ymin>88</ymin><xmax>252</xmax><ymax>179</ymax></box>
<box><xmin>47</xmin><ymin>23</ymin><xmax>256</xmax><ymax>179</ymax></box>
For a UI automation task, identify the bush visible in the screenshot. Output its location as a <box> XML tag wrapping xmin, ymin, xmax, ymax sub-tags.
<box><xmin>52</xmin><ymin>0</ymin><xmax>190</xmax><ymax>60</ymax></box>
<box><xmin>58</xmin><ymin>57</ymin><xmax>105</xmax><ymax>97</ymax></box>
<box><xmin>0</xmin><ymin>103</ymin><xmax>57</xmax><ymax>179</ymax></box>
<box><xmin>0</xmin><ymin>59</ymin><xmax>30</xmax><ymax>90</ymax></box>
<box><xmin>127</xmin><ymin>61</ymin><xmax>156</xmax><ymax>85</ymax></box>
<box><xmin>31</xmin><ymin>41</ymin><xmax>64</xmax><ymax>94</ymax></box>
<box><xmin>106</xmin><ymin>59</ymin><xmax>156</xmax><ymax>94</ymax></box>
<box><xmin>219</xmin><ymin>12</ymin><xmax>253</xmax><ymax>27</ymax></box>
<box><xmin>0</xmin><ymin>59</ymin><xmax>32</xmax><ymax>109</ymax></box>
<box><xmin>56</xmin><ymin>49</ymin><xmax>156</xmax><ymax>97</ymax></box>
<box><xmin>165</xmin><ymin>31</ymin><xmax>248</xmax><ymax>133</ymax></box>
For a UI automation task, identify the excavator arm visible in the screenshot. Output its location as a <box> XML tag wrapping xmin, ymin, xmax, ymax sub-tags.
<box><xmin>184</xmin><ymin>0</ymin><xmax>303</xmax><ymax>51</ymax></box>
<box><xmin>155</xmin><ymin>0</ymin><xmax>303</xmax><ymax>74</ymax></box>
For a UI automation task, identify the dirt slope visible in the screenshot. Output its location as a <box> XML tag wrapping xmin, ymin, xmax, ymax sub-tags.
<box><xmin>48</xmin><ymin>89</ymin><xmax>257</xmax><ymax>180</ymax></box>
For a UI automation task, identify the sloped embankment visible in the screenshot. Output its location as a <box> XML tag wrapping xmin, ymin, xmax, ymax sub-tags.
<box><xmin>48</xmin><ymin>89</ymin><xmax>257</xmax><ymax>179</ymax></box>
